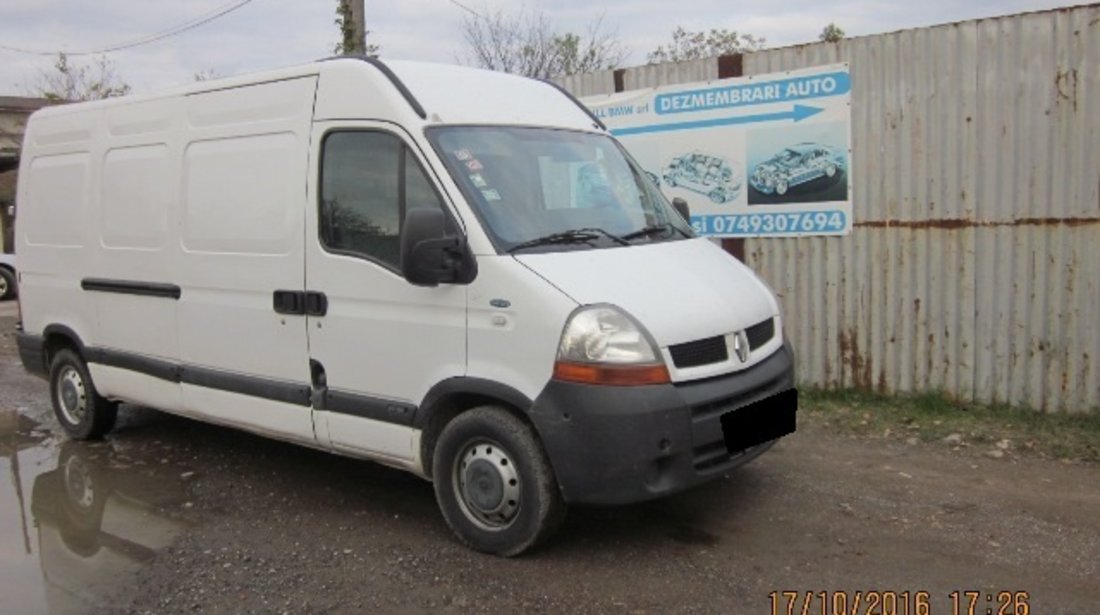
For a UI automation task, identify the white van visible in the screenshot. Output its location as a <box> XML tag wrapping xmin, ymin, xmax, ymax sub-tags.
<box><xmin>15</xmin><ymin>58</ymin><xmax>796</xmax><ymax>555</ymax></box>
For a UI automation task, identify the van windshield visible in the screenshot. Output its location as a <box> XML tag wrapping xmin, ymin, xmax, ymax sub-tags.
<box><xmin>427</xmin><ymin>126</ymin><xmax>693</xmax><ymax>253</ymax></box>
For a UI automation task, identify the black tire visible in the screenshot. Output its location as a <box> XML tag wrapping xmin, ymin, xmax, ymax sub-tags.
<box><xmin>57</xmin><ymin>443</ymin><xmax>109</xmax><ymax>556</ymax></box>
<box><xmin>0</xmin><ymin>267</ymin><xmax>15</xmax><ymax>301</ymax></box>
<box><xmin>433</xmin><ymin>406</ymin><xmax>565</xmax><ymax>556</ymax></box>
<box><xmin>49</xmin><ymin>348</ymin><xmax>118</xmax><ymax>440</ymax></box>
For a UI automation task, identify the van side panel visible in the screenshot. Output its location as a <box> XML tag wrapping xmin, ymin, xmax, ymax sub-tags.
<box><xmin>97</xmin><ymin>142</ymin><xmax>179</xmax><ymax>357</ymax></box>
<box><xmin>22</xmin><ymin>153</ymin><xmax>90</xmax><ymax>249</ymax></box>
<box><xmin>175</xmin><ymin>77</ymin><xmax>317</xmax><ymax>442</ymax></box>
<box><xmin>17</xmin><ymin>111</ymin><xmax>97</xmax><ymax>355</ymax></box>
<box><xmin>84</xmin><ymin>98</ymin><xmax>182</xmax><ymax>409</ymax></box>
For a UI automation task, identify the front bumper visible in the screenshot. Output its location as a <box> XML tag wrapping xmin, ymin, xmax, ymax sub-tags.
<box><xmin>530</xmin><ymin>342</ymin><xmax>796</xmax><ymax>505</ymax></box>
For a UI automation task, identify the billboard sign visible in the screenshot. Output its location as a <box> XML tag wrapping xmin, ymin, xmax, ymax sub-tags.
<box><xmin>583</xmin><ymin>64</ymin><xmax>852</xmax><ymax>237</ymax></box>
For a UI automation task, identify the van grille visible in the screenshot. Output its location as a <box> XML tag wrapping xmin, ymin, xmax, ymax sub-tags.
<box><xmin>668</xmin><ymin>318</ymin><xmax>775</xmax><ymax>370</ymax></box>
<box><xmin>668</xmin><ymin>336</ymin><xmax>727</xmax><ymax>368</ymax></box>
<box><xmin>746</xmin><ymin>318</ymin><xmax>775</xmax><ymax>350</ymax></box>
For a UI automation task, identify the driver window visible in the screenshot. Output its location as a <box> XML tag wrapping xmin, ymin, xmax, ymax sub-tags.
<box><xmin>320</xmin><ymin>131</ymin><xmax>449</xmax><ymax>269</ymax></box>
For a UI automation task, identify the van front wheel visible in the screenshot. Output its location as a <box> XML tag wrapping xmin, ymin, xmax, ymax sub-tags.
<box><xmin>49</xmin><ymin>349</ymin><xmax>118</xmax><ymax>440</ymax></box>
<box><xmin>433</xmin><ymin>406</ymin><xmax>565</xmax><ymax>556</ymax></box>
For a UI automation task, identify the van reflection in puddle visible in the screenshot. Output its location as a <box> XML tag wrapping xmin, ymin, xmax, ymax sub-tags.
<box><xmin>30</xmin><ymin>441</ymin><xmax>192</xmax><ymax>612</ymax></box>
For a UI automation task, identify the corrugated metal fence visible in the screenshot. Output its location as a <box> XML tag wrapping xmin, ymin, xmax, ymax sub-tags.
<box><xmin>561</xmin><ymin>5</ymin><xmax>1100</xmax><ymax>412</ymax></box>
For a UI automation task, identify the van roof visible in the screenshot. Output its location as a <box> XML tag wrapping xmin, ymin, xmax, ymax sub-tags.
<box><xmin>27</xmin><ymin>58</ymin><xmax>602</xmax><ymax>134</ymax></box>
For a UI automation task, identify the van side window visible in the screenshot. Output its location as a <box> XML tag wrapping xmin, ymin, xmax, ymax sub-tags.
<box><xmin>320</xmin><ymin>131</ymin><xmax>447</xmax><ymax>268</ymax></box>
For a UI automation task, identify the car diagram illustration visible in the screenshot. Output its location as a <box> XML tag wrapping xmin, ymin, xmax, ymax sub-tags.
<box><xmin>749</xmin><ymin>143</ymin><xmax>846</xmax><ymax>196</ymax></box>
<box><xmin>662</xmin><ymin>152</ymin><xmax>742</xmax><ymax>203</ymax></box>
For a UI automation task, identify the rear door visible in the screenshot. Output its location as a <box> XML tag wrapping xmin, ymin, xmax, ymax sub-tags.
<box><xmin>305</xmin><ymin>122</ymin><xmax>467</xmax><ymax>465</ymax></box>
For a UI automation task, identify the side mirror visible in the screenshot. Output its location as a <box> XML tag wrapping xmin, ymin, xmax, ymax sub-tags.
<box><xmin>672</xmin><ymin>197</ymin><xmax>690</xmax><ymax>223</ymax></box>
<box><xmin>401</xmin><ymin>209</ymin><xmax>475</xmax><ymax>287</ymax></box>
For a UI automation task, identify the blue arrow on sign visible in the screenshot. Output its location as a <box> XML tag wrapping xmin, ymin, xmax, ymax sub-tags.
<box><xmin>610</xmin><ymin>104</ymin><xmax>824</xmax><ymax>137</ymax></box>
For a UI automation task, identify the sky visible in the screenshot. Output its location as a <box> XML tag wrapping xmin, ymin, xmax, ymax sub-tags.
<box><xmin>0</xmin><ymin>0</ymin><xmax>1081</xmax><ymax>96</ymax></box>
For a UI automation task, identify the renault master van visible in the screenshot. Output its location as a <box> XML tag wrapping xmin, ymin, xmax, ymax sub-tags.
<box><xmin>15</xmin><ymin>58</ymin><xmax>796</xmax><ymax>555</ymax></box>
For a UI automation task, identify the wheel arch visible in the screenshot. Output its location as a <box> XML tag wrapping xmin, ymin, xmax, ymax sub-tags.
<box><xmin>416</xmin><ymin>377</ymin><xmax>536</xmax><ymax>480</ymax></box>
<box><xmin>42</xmin><ymin>324</ymin><xmax>89</xmax><ymax>365</ymax></box>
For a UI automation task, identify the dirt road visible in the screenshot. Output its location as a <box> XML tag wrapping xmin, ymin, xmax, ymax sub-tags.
<box><xmin>1</xmin><ymin>311</ymin><xmax>1097</xmax><ymax>614</ymax></box>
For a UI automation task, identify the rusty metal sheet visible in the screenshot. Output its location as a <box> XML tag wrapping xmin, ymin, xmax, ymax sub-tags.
<box><xmin>622</xmin><ymin>57</ymin><xmax>719</xmax><ymax>91</ymax></box>
<box><xmin>554</xmin><ymin>69</ymin><xmax>616</xmax><ymax>98</ymax></box>
<box><xmin>740</xmin><ymin>5</ymin><xmax>1100</xmax><ymax>412</ymax></box>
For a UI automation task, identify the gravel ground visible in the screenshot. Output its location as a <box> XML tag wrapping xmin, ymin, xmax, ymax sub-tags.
<box><xmin>2</xmin><ymin>308</ymin><xmax>1098</xmax><ymax>614</ymax></box>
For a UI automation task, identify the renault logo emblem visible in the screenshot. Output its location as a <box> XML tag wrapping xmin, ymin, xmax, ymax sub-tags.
<box><xmin>732</xmin><ymin>330</ymin><xmax>750</xmax><ymax>363</ymax></box>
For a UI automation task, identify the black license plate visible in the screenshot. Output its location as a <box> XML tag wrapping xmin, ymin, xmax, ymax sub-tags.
<box><xmin>719</xmin><ymin>388</ymin><xmax>797</xmax><ymax>454</ymax></box>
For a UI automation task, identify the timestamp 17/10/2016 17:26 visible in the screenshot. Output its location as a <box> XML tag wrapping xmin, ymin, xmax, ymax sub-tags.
<box><xmin>768</xmin><ymin>590</ymin><xmax>1031</xmax><ymax>615</ymax></box>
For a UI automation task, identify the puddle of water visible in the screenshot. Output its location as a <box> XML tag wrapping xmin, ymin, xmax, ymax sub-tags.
<box><xmin>0</xmin><ymin>408</ymin><xmax>193</xmax><ymax>614</ymax></box>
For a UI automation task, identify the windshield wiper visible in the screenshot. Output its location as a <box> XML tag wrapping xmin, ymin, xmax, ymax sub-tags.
<box><xmin>621</xmin><ymin>223</ymin><xmax>691</xmax><ymax>242</ymax></box>
<box><xmin>507</xmin><ymin>227</ymin><xmax>628</xmax><ymax>253</ymax></box>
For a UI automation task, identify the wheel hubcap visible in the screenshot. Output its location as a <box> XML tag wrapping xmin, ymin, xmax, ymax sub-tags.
<box><xmin>454</xmin><ymin>440</ymin><xmax>521</xmax><ymax>530</ymax></box>
<box><xmin>0</xmin><ymin>277</ymin><xmax>7</xmax><ymax>295</ymax></box>
<box><xmin>57</xmin><ymin>367</ymin><xmax>88</xmax><ymax>425</ymax></box>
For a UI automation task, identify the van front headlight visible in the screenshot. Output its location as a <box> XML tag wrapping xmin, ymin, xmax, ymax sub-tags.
<box><xmin>553</xmin><ymin>305</ymin><xmax>669</xmax><ymax>386</ymax></box>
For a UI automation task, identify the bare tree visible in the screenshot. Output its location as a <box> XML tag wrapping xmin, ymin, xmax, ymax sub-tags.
<box><xmin>459</xmin><ymin>7</ymin><xmax>627</xmax><ymax>79</ymax></box>
<box><xmin>646</xmin><ymin>27</ymin><xmax>765</xmax><ymax>64</ymax></box>
<box><xmin>30</xmin><ymin>53</ymin><xmax>130</xmax><ymax>102</ymax></box>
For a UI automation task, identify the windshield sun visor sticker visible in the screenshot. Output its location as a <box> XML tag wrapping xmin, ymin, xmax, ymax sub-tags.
<box><xmin>453</xmin><ymin>149</ymin><xmax>473</xmax><ymax>161</ymax></box>
<box><xmin>469</xmin><ymin>174</ymin><xmax>488</xmax><ymax>187</ymax></box>
<box><xmin>481</xmin><ymin>189</ymin><xmax>502</xmax><ymax>201</ymax></box>
<box><xmin>465</xmin><ymin>159</ymin><xmax>483</xmax><ymax>171</ymax></box>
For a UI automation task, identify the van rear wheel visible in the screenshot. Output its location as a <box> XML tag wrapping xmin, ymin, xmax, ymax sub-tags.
<box><xmin>432</xmin><ymin>406</ymin><xmax>565</xmax><ymax>556</ymax></box>
<box><xmin>49</xmin><ymin>349</ymin><xmax>118</xmax><ymax>440</ymax></box>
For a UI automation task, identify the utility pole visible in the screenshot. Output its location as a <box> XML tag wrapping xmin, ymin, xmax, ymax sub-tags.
<box><xmin>348</xmin><ymin>0</ymin><xmax>366</xmax><ymax>55</ymax></box>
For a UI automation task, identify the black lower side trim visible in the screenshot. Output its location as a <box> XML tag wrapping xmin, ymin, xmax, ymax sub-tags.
<box><xmin>322</xmin><ymin>389</ymin><xmax>416</xmax><ymax>427</ymax></box>
<box><xmin>81</xmin><ymin>278</ymin><xmax>181</xmax><ymax>300</ymax></box>
<box><xmin>17</xmin><ymin>333</ymin><xmax>48</xmax><ymax>378</ymax></box>
<box><xmin>178</xmin><ymin>364</ymin><xmax>311</xmax><ymax>407</ymax></box>
<box><xmin>86</xmin><ymin>348</ymin><xmax>311</xmax><ymax>407</ymax></box>
<box><xmin>87</xmin><ymin>347</ymin><xmax>180</xmax><ymax>383</ymax></box>
<box><xmin>83</xmin><ymin>348</ymin><xmax>419</xmax><ymax>416</ymax></box>
<box><xmin>19</xmin><ymin>327</ymin><xmax>417</xmax><ymax>424</ymax></box>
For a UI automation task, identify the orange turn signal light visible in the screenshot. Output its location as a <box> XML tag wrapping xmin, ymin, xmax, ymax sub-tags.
<box><xmin>552</xmin><ymin>361</ymin><xmax>671</xmax><ymax>386</ymax></box>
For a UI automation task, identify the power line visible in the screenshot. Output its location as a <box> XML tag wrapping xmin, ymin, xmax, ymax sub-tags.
<box><xmin>448</xmin><ymin>0</ymin><xmax>488</xmax><ymax>21</ymax></box>
<box><xmin>0</xmin><ymin>0</ymin><xmax>254</xmax><ymax>56</ymax></box>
